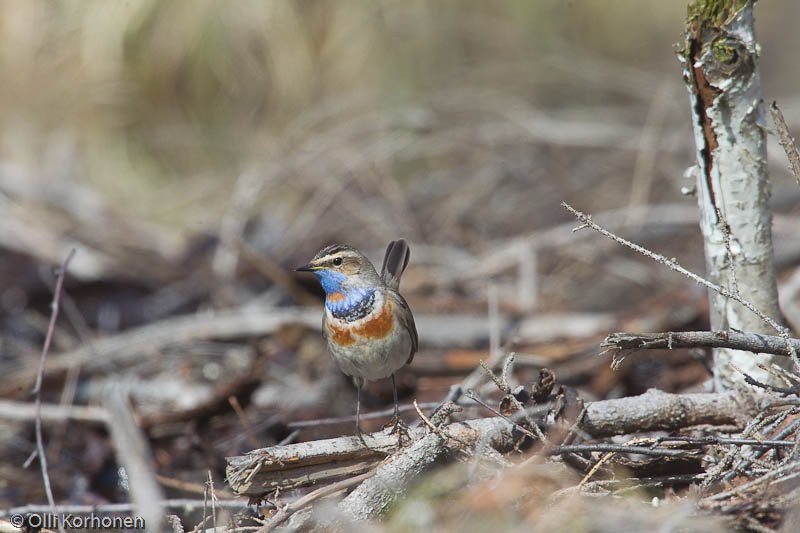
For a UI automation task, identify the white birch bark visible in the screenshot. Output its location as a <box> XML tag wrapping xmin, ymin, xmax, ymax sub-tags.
<box><xmin>680</xmin><ymin>1</ymin><xmax>786</xmax><ymax>390</ymax></box>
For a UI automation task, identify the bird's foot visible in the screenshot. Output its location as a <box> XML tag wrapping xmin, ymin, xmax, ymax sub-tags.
<box><xmin>384</xmin><ymin>416</ymin><xmax>411</xmax><ymax>447</ymax></box>
<box><xmin>355</xmin><ymin>425</ymin><xmax>374</xmax><ymax>450</ymax></box>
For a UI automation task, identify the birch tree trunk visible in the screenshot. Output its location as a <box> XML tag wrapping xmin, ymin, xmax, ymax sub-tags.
<box><xmin>680</xmin><ymin>0</ymin><xmax>786</xmax><ymax>390</ymax></box>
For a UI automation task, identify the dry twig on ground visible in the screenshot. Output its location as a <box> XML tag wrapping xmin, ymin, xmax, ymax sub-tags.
<box><xmin>603</xmin><ymin>330</ymin><xmax>800</xmax><ymax>370</ymax></box>
<box><xmin>30</xmin><ymin>249</ymin><xmax>75</xmax><ymax>533</ymax></box>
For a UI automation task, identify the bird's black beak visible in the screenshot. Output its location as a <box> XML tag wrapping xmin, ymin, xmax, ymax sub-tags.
<box><xmin>295</xmin><ymin>263</ymin><xmax>317</xmax><ymax>272</ymax></box>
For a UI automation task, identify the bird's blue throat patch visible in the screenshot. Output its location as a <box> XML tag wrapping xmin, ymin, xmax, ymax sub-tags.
<box><xmin>313</xmin><ymin>269</ymin><xmax>347</xmax><ymax>294</ymax></box>
<box><xmin>313</xmin><ymin>269</ymin><xmax>376</xmax><ymax>321</ymax></box>
<box><xmin>326</xmin><ymin>287</ymin><xmax>376</xmax><ymax>322</ymax></box>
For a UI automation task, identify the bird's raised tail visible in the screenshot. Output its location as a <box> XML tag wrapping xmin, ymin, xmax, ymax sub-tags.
<box><xmin>380</xmin><ymin>239</ymin><xmax>410</xmax><ymax>290</ymax></box>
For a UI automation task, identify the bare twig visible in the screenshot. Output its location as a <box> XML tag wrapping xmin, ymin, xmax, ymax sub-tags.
<box><xmin>563</xmin><ymin>202</ymin><xmax>800</xmax><ymax>370</ymax></box>
<box><xmin>32</xmin><ymin>249</ymin><xmax>75</xmax><ymax>533</ymax></box>
<box><xmin>413</xmin><ymin>399</ymin><xmax>470</xmax><ymax>449</ymax></box>
<box><xmin>479</xmin><ymin>359</ymin><xmax>509</xmax><ymax>394</ymax></box>
<box><xmin>704</xmin><ymin>460</ymin><xmax>800</xmax><ymax>502</ymax></box>
<box><xmin>654</xmin><ymin>436</ymin><xmax>796</xmax><ymax>449</ymax></box>
<box><xmin>550</xmin><ymin>444</ymin><xmax>693</xmax><ymax>458</ymax></box>
<box><xmin>475</xmin><ymin>354</ymin><xmax>548</xmax><ymax>443</ymax></box>
<box><xmin>464</xmin><ymin>389</ymin><xmax>540</xmax><ymax>442</ymax></box>
<box><xmin>578</xmin><ymin>451</ymin><xmax>614</xmax><ymax>489</ymax></box>
<box><xmin>604</xmin><ymin>331</ymin><xmax>800</xmax><ymax>360</ymax></box>
<box><xmin>731</xmin><ymin>364</ymin><xmax>797</xmax><ymax>396</ymax></box>
<box><xmin>770</xmin><ymin>101</ymin><xmax>800</xmax><ymax>185</ymax></box>
<box><xmin>207</xmin><ymin>471</ymin><xmax>217</xmax><ymax>533</ymax></box>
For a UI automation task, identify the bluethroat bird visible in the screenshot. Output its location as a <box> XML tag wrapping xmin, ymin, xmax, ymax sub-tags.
<box><xmin>296</xmin><ymin>239</ymin><xmax>418</xmax><ymax>438</ymax></box>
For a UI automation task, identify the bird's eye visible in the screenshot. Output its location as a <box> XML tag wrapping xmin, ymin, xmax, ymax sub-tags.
<box><xmin>333</xmin><ymin>257</ymin><xmax>343</xmax><ymax>266</ymax></box>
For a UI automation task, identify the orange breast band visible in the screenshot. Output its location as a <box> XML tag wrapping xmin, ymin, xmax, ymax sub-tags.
<box><xmin>353</xmin><ymin>301</ymin><xmax>393</xmax><ymax>340</ymax></box>
<box><xmin>327</xmin><ymin>301</ymin><xmax>394</xmax><ymax>346</ymax></box>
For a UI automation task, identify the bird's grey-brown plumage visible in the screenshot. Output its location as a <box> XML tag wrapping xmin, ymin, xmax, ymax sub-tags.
<box><xmin>296</xmin><ymin>238</ymin><xmax>418</xmax><ymax>438</ymax></box>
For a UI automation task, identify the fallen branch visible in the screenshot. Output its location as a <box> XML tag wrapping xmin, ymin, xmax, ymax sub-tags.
<box><xmin>603</xmin><ymin>330</ymin><xmax>800</xmax><ymax>368</ymax></box>
<box><xmin>105</xmin><ymin>387</ymin><xmax>164</xmax><ymax>533</ymax></box>
<box><xmin>226</xmin><ymin>389</ymin><xmax>748</xmax><ymax>496</ymax></box>
<box><xmin>337</xmin><ymin>416</ymin><xmax>516</xmax><ymax>521</ymax></box>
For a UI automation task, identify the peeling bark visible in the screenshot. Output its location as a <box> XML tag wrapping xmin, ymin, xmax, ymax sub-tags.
<box><xmin>680</xmin><ymin>1</ymin><xmax>785</xmax><ymax>389</ymax></box>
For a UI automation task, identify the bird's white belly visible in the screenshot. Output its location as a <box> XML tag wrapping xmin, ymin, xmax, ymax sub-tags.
<box><xmin>328</xmin><ymin>330</ymin><xmax>411</xmax><ymax>381</ymax></box>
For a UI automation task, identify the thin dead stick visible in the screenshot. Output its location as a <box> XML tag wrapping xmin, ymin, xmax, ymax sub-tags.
<box><xmin>705</xmin><ymin>460</ymin><xmax>800</xmax><ymax>501</ymax></box>
<box><xmin>654</xmin><ymin>436</ymin><xmax>796</xmax><ymax>449</ymax></box>
<box><xmin>578</xmin><ymin>451</ymin><xmax>615</xmax><ymax>489</ymax></box>
<box><xmin>731</xmin><ymin>363</ymin><xmax>797</xmax><ymax>396</ymax></box>
<box><xmin>770</xmin><ymin>101</ymin><xmax>800</xmax><ymax>185</ymax></box>
<box><xmin>562</xmin><ymin>202</ymin><xmax>800</xmax><ymax>370</ymax></box>
<box><xmin>478</xmin><ymin>354</ymin><xmax>548</xmax><ymax>443</ymax></box>
<box><xmin>479</xmin><ymin>359</ymin><xmax>508</xmax><ymax>394</ymax></box>
<box><xmin>207</xmin><ymin>471</ymin><xmax>217</xmax><ymax>533</ymax></box>
<box><xmin>464</xmin><ymin>390</ymin><xmax>539</xmax><ymax>442</ymax></box>
<box><xmin>757</xmin><ymin>362</ymin><xmax>797</xmax><ymax>390</ymax></box>
<box><xmin>32</xmin><ymin>249</ymin><xmax>75</xmax><ymax>533</ymax></box>
<box><xmin>413</xmin><ymin>399</ymin><xmax>470</xmax><ymax>449</ymax></box>
<box><xmin>258</xmin><ymin>471</ymin><xmax>375</xmax><ymax>532</ymax></box>
<box><xmin>549</xmin><ymin>444</ymin><xmax>691</xmax><ymax>458</ymax></box>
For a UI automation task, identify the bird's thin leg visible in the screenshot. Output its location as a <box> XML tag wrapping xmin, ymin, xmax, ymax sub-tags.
<box><xmin>391</xmin><ymin>373</ymin><xmax>400</xmax><ymax>433</ymax></box>
<box><xmin>390</xmin><ymin>374</ymin><xmax>410</xmax><ymax>447</ymax></box>
<box><xmin>356</xmin><ymin>381</ymin><xmax>363</xmax><ymax>436</ymax></box>
<box><xmin>355</xmin><ymin>379</ymin><xmax>370</xmax><ymax>448</ymax></box>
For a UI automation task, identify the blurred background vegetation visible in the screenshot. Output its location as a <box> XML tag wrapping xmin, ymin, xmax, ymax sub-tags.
<box><xmin>2</xmin><ymin>0</ymin><xmax>797</xmax><ymax>238</ymax></box>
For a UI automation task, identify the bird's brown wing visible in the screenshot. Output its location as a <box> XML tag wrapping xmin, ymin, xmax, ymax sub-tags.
<box><xmin>390</xmin><ymin>290</ymin><xmax>418</xmax><ymax>365</ymax></box>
